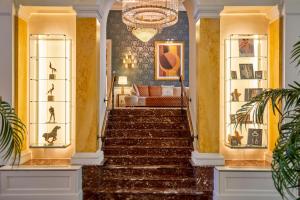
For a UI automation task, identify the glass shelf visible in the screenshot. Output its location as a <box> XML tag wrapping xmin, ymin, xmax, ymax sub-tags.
<box><xmin>225</xmin><ymin>143</ymin><xmax>268</xmax><ymax>149</ymax></box>
<box><xmin>29</xmin><ymin>34</ymin><xmax>72</xmax><ymax>148</ymax></box>
<box><xmin>225</xmin><ymin>34</ymin><xmax>268</xmax><ymax>149</ymax></box>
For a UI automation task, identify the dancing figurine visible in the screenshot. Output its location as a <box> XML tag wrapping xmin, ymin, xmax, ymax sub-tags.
<box><xmin>47</xmin><ymin>83</ymin><xmax>55</xmax><ymax>101</ymax></box>
<box><xmin>48</xmin><ymin>106</ymin><xmax>55</xmax><ymax>123</ymax></box>
<box><xmin>49</xmin><ymin>62</ymin><xmax>57</xmax><ymax>79</ymax></box>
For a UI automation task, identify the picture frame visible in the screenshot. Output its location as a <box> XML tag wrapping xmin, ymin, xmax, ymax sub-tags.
<box><xmin>231</xmin><ymin>71</ymin><xmax>237</xmax><ymax>79</ymax></box>
<box><xmin>247</xmin><ymin>128</ymin><xmax>263</xmax><ymax>146</ymax></box>
<box><xmin>255</xmin><ymin>71</ymin><xmax>263</xmax><ymax>79</ymax></box>
<box><xmin>155</xmin><ymin>41</ymin><xmax>184</xmax><ymax>80</ymax></box>
<box><xmin>239</xmin><ymin>38</ymin><xmax>254</xmax><ymax>57</ymax></box>
<box><xmin>245</xmin><ymin>88</ymin><xmax>263</xmax><ymax>101</ymax></box>
<box><xmin>239</xmin><ymin>64</ymin><xmax>254</xmax><ymax>79</ymax></box>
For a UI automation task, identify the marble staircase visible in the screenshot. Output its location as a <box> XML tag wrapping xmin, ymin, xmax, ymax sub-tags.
<box><xmin>83</xmin><ymin>109</ymin><xmax>212</xmax><ymax>200</ymax></box>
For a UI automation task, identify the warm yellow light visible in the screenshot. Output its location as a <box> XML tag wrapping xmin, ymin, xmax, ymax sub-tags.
<box><xmin>118</xmin><ymin>76</ymin><xmax>128</xmax><ymax>85</ymax></box>
<box><xmin>132</xmin><ymin>28</ymin><xmax>158</xmax><ymax>42</ymax></box>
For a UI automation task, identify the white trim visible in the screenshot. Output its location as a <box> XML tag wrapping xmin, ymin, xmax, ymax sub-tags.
<box><xmin>0</xmin><ymin>166</ymin><xmax>82</xmax><ymax>200</ymax></box>
<box><xmin>191</xmin><ymin>151</ymin><xmax>225</xmax><ymax>166</ymax></box>
<box><xmin>71</xmin><ymin>149</ymin><xmax>104</xmax><ymax>165</ymax></box>
<box><xmin>73</xmin><ymin>4</ymin><xmax>103</xmax><ymax>22</ymax></box>
<box><xmin>195</xmin><ymin>5</ymin><xmax>223</xmax><ymax>20</ymax></box>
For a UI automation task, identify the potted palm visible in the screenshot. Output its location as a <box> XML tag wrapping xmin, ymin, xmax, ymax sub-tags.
<box><xmin>236</xmin><ymin>40</ymin><xmax>300</xmax><ymax>200</ymax></box>
<box><xmin>0</xmin><ymin>97</ymin><xmax>26</xmax><ymax>165</ymax></box>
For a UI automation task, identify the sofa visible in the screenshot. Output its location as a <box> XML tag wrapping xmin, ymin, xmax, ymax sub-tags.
<box><xmin>124</xmin><ymin>84</ymin><xmax>189</xmax><ymax>107</ymax></box>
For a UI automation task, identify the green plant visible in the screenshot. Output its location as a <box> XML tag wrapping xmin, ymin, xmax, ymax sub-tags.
<box><xmin>236</xmin><ymin>40</ymin><xmax>300</xmax><ymax>200</ymax></box>
<box><xmin>0</xmin><ymin>97</ymin><xmax>26</xmax><ymax>165</ymax></box>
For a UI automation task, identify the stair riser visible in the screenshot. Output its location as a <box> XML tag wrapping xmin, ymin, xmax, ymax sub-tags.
<box><xmin>108</xmin><ymin>116</ymin><xmax>188</xmax><ymax>123</ymax></box>
<box><xmin>105</xmin><ymin>139</ymin><xmax>192</xmax><ymax>147</ymax></box>
<box><xmin>106</xmin><ymin>130</ymin><xmax>191</xmax><ymax>138</ymax></box>
<box><xmin>102</xmin><ymin>168</ymin><xmax>194</xmax><ymax>179</ymax></box>
<box><xmin>106</xmin><ymin>123</ymin><xmax>188</xmax><ymax>130</ymax></box>
<box><xmin>84</xmin><ymin>192</ymin><xmax>212</xmax><ymax>200</ymax></box>
<box><xmin>104</xmin><ymin>148</ymin><xmax>192</xmax><ymax>156</ymax></box>
<box><xmin>105</xmin><ymin>157</ymin><xmax>191</xmax><ymax>166</ymax></box>
<box><xmin>110</xmin><ymin>109</ymin><xmax>186</xmax><ymax>116</ymax></box>
<box><xmin>100</xmin><ymin>179</ymin><xmax>196</xmax><ymax>189</ymax></box>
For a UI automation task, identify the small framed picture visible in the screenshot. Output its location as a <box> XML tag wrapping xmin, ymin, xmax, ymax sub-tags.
<box><xmin>247</xmin><ymin>128</ymin><xmax>263</xmax><ymax>146</ymax></box>
<box><xmin>239</xmin><ymin>64</ymin><xmax>254</xmax><ymax>79</ymax></box>
<box><xmin>236</xmin><ymin>113</ymin><xmax>252</xmax><ymax>124</ymax></box>
<box><xmin>231</xmin><ymin>71</ymin><xmax>237</xmax><ymax>79</ymax></box>
<box><xmin>239</xmin><ymin>39</ymin><xmax>254</xmax><ymax>57</ymax></box>
<box><xmin>255</xmin><ymin>71</ymin><xmax>263</xmax><ymax>79</ymax></box>
<box><xmin>245</xmin><ymin>88</ymin><xmax>263</xmax><ymax>101</ymax></box>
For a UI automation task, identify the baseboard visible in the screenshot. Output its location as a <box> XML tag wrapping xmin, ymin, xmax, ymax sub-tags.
<box><xmin>71</xmin><ymin>149</ymin><xmax>104</xmax><ymax>165</ymax></box>
<box><xmin>265</xmin><ymin>151</ymin><xmax>273</xmax><ymax>163</ymax></box>
<box><xmin>191</xmin><ymin>151</ymin><xmax>225</xmax><ymax>166</ymax></box>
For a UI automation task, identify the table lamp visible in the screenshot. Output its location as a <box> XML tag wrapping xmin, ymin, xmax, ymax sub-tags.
<box><xmin>118</xmin><ymin>76</ymin><xmax>128</xmax><ymax>94</ymax></box>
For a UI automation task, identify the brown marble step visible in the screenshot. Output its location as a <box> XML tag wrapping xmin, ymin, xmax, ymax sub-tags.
<box><xmin>99</xmin><ymin>177</ymin><xmax>197</xmax><ymax>190</ymax></box>
<box><xmin>108</xmin><ymin>115</ymin><xmax>188</xmax><ymax>123</ymax></box>
<box><xmin>84</xmin><ymin>188</ymin><xmax>210</xmax><ymax>200</ymax></box>
<box><xmin>106</xmin><ymin>122</ymin><xmax>189</xmax><ymax>130</ymax></box>
<box><xmin>110</xmin><ymin>109</ymin><xmax>187</xmax><ymax>116</ymax></box>
<box><xmin>105</xmin><ymin>129</ymin><xmax>192</xmax><ymax>138</ymax></box>
<box><xmin>102</xmin><ymin>165</ymin><xmax>194</xmax><ymax>179</ymax></box>
<box><xmin>105</xmin><ymin>138</ymin><xmax>192</xmax><ymax>147</ymax></box>
<box><xmin>105</xmin><ymin>156</ymin><xmax>191</xmax><ymax>166</ymax></box>
<box><xmin>104</xmin><ymin>146</ymin><xmax>192</xmax><ymax>156</ymax></box>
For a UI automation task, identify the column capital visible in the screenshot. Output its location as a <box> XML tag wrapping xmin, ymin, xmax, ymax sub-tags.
<box><xmin>73</xmin><ymin>4</ymin><xmax>104</xmax><ymax>22</ymax></box>
<box><xmin>194</xmin><ymin>5</ymin><xmax>223</xmax><ymax>21</ymax></box>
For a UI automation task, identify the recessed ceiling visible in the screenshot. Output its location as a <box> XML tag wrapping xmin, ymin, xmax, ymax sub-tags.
<box><xmin>111</xmin><ymin>1</ymin><xmax>186</xmax><ymax>11</ymax></box>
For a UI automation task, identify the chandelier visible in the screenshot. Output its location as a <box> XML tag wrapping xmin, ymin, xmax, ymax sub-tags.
<box><xmin>119</xmin><ymin>0</ymin><xmax>180</xmax><ymax>42</ymax></box>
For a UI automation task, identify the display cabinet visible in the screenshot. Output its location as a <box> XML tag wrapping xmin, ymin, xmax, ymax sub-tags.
<box><xmin>225</xmin><ymin>34</ymin><xmax>268</xmax><ymax>149</ymax></box>
<box><xmin>29</xmin><ymin>34</ymin><xmax>71</xmax><ymax>148</ymax></box>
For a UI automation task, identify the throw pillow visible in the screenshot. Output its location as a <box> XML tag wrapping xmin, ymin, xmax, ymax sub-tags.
<box><xmin>149</xmin><ymin>86</ymin><xmax>162</xmax><ymax>96</ymax></box>
<box><xmin>137</xmin><ymin>85</ymin><xmax>149</xmax><ymax>97</ymax></box>
<box><xmin>162</xmin><ymin>85</ymin><xmax>174</xmax><ymax>96</ymax></box>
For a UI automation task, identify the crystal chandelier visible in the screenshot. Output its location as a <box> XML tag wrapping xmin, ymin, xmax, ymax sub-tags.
<box><xmin>119</xmin><ymin>0</ymin><xmax>180</xmax><ymax>42</ymax></box>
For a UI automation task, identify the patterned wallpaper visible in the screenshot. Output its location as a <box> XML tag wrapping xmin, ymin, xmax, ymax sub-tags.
<box><xmin>107</xmin><ymin>11</ymin><xmax>189</xmax><ymax>86</ymax></box>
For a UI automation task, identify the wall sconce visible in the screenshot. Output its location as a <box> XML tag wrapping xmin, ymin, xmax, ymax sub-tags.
<box><xmin>123</xmin><ymin>51</ymin><xmax>137</xmax><ymax>68</ymax></box>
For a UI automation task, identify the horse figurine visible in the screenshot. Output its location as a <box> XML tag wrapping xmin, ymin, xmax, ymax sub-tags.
<box><xmin>42</xmin><ymin>126</ymin><xmax>61</xmax><ymax>145</ymax></box>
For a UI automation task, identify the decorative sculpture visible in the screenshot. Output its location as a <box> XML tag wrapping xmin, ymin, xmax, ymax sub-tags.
<box><xmin>42</xmin><ymin>126</ymin><xmax>61</xmax><ymax>145</ymax></box>
<box><xmin>228</xmin><ymin>130</ymin><xmax>243</xmax><ymax>146</ymax></box>
<box><xmin>48</xmin><ymin>106</ymin><xmax>55</xmax><ymax>123</ymax></box>
<box><xmin>47</xmin><ymin>83</ymin><xmax>55</xmax><ymax>101</ymax></box>
<box><xmin>231</xmin><ymin>89</ymin><xmax>241</xmax><ymax>102</ymax></box>
<box><xmin>49</xmin><ymin>62</ymin><xmax>57</xmax><ymax>79</ymax></box>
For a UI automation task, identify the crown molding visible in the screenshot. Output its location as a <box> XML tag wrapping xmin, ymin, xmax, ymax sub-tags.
<box><xmin>73</xmin><ymin>4</ymin><xmax>103</xmax><ymax>21</ymax></box>
<box><xmin>194</xmin><ymin>5</ymin><xmax>223</xmax><ymax>20</ymax></box>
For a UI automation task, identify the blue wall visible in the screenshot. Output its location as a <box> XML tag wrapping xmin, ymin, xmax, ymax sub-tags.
<box><xmin>107</xmin><ymin>11</ymin><xmax>189</xmax><ymax>86</ymax></box>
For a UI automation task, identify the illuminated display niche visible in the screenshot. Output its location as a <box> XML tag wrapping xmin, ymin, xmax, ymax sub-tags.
<box><xmin>29</xmin><ymin>34</ymin><xmax>71</xmax><ymax>148</ymax></box>
<box><xmin>225</xmin><ymin>34</ymin><xmax>268</xmax><ymax>149</ymax></box>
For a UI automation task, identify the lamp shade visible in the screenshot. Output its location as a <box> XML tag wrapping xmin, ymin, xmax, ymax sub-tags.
<box><xmin>118</xmin><ymin>76</ymin><xmax>128</xmax><ymax>85</ymax></box>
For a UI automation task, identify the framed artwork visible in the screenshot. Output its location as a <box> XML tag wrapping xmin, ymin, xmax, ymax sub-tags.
<box><xmin>239</xmin><ymin>64</ymin><xmax>254</xmax><ymax>79</ymax></box>
<box><xmin>247</xmin><ymin>128</ymin><xmax>263</xmax><ymax>146</ymax></box>
<box><xmin>255</xmin><ymin>71</ymin><xmax>263</xmax><ymax>79</ymax></box>
<box><xmin>245</xmin><ymin>88</ymin><xmax>263</xmax><ymax>101</ymax></box>
<box><xmin>239</xmin><ymin>39</ymin><xmax>254</xmax><ymax>57</ymax></box>
<box><xmin>155</xmin><ymin>41</ymin><xmax>184</xmax><ymax>80</ymax></box>
<box><xmin>231</xmin><ymin>71</ymin><xmax>237</xmax><ymax>79</ymax></box>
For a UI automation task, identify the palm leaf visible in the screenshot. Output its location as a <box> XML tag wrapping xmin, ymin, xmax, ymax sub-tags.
<box><xmin>0</xmin><ymin>98</ymin><xmax>26</xmax><ymax>165</ymax></box>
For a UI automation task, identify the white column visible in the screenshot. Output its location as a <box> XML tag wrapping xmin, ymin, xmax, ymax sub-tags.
<box><xmin>282</xmin><ymin>0</ymin><xmax>300</xmax><ymax>87</ymax></box>
<box><xmin>0</xmin><ymin>0</ymin><xmax>14</xmax><ymax>104</ymax></box>
<box><xmin>189</xmin><ymin>3</ymin><xmax>225</xmax><ymax>166</ymax></box>
<box><xmin>71</xmin><ymin>5</ymin><xmax>105</xmax><ymax>165</ymax></box>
